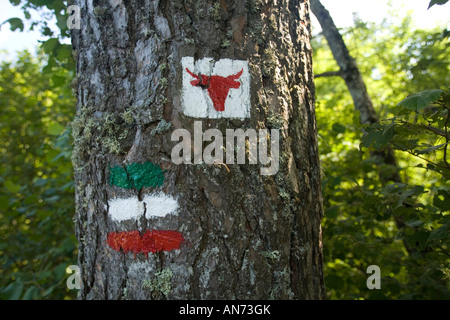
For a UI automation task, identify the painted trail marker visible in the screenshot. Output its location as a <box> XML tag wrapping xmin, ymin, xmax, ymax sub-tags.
<box><xmin>107</xmin><ymin>161</ymin><xmax>184</xmax><ymax>257</ymax></box>
<box><xmin>108</xmin><ymin>193</ymin><xmax>179</xmax><ymax>222</ymax></box>
<box><xmin>108</xmin><ymin>197</ymin><xmax>145</xmax><ymax>222</ymax></box>
<box><xmin>143</xmin><ymin>193</ymin><xmax>179</xmax><ymax>219</ymax></box>
<box><xmin>107</xmin><ymin>230</ymin><xmax>185</xmax><ymax>257</ymax></box>
<box><xmin>181</xmin><ymin>57</ymin><xmax>250</xmax><ymax>119</ymax></box>
<box><xmin>107</xmin><ymin>193</ymin><xmax>183</xmax><ymax>257</ymax></box>
<box><xmin>109</xmin><ymin>161</ymin><xmax>165</xmax><ymax>190</ymax></box>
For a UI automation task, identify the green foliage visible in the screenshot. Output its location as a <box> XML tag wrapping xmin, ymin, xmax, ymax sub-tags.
<box><xmin>314</xmin><ymin>11</ymin><xmax>450</xmax><ymax>299</ymax></box>
<box><xmin>4</xmin><ymin>0</ymin><xmax>75</xmax><ymax>74</ymax></box>
<box><xmin>3</xmin><ymin>17</ymin><xmax>25</xmax><ymax>31</ymax></box>
<box><xmin>0</xmin><ymin>51</ymin><xmax>76</xmax><ymax>300</ymax></box>
<box><xmin>397</xmin><ymin>89</ymin><xmax>444</xmax><ymax>112</ymax></box>
<box><xmin>8</xmin><ymin>0</ymin><xmax>71</xmax><ymax>39</ymax></box>
<box><xmin>428</xmin><ymin>0</ymin><xmax>449</xmax><ymax>9</ymax></box>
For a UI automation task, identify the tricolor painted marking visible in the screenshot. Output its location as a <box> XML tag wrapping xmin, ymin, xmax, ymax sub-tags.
<box><xmin>107</xmin><ymin>161</ymin><xmax>185</xmax><ymax>257</ymax></box>
<box><xmin>108</xmin><ymin>193</ymin><xmax>179</xmax><ymax>222</ymax></box>
<box><xmin>107</xmin><ymin>230</ymin><xmax>185</xmax><ymax>257</ymax></box>
<box><xmin>181</xmin><ymin>57</ymin><xmax>250</xmax><ymax>119</ymax></box>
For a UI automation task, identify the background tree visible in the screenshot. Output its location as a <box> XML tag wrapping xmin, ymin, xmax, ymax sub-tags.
<box><xmin>313</xmin><ymin>1</ymin><xmax>450</xmax><ymax>299</ymax></box>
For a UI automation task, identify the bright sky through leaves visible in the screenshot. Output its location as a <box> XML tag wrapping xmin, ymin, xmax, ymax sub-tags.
<box><xmin>312</xmin><ymin>0</ymin><xmax>449</xmax><ymax>32</ymax></box>
<box><xmin>0</xmin><ymin>0</ymin><xmax>448</xmax><ymax>57</ymax></box>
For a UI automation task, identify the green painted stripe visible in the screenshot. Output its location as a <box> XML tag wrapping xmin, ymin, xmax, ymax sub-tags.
<box><xmin>109</xmin><ymin>162</ymin><xmax>165</xmax><ymax>190</ymax></box>
<box><xmin>109</xmin><ymin>166</ymin><xmax>133</xmax><ymax>189</ymax></box>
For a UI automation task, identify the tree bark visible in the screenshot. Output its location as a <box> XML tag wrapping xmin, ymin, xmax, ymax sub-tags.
<box><xmin>71</xmin><ymin>0</ymin><xmax>324</xmax><ymax>300</ymax></box>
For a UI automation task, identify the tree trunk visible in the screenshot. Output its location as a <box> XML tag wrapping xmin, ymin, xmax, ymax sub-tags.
<box><xmin>71</xmin><ymin>0</ymin><xmax>324</xmax><ymax>300</ymax></box>
<box><xmin>311</xmin><ymin>0</ymin><xmax>401</xmax><ymax>183</ymax></box>
<box><xmin>310</xmin><ymin>0</ymin><xmax>378</xmax><ymax>125</ymax></box>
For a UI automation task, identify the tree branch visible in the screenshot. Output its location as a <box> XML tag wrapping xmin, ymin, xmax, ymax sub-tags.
<box><xmin>315</xmin><ymin>70</ymin><xmax>342</xmax><ymax>78</ymax></box>
<box><xmin>398</xmin><ymin>120</ymin><xmax>447</xmax><ymax>137</ymax></box>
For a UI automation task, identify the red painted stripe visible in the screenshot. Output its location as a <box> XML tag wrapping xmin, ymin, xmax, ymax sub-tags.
<box><xmin>107</xmin><ymin>230</ymin><xmax>185</xmax><ymax>257</ymax></box>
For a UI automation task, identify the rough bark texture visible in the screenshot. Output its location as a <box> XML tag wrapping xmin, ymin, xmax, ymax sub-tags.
<box><xmin>71</xmin><ymin>0</ymin><xmax>324</xmax><ymax>300</ymax></box>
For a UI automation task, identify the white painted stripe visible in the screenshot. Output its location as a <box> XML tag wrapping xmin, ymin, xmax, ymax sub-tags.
<box><xmin>108</xmin><ymin>193</ymin><xmax>179</xmax><ymax>222</ymax></box>
<box><xmin>143</xmin><ymin>193</ymin><xmax>179</xmax><ymax>219</ymax></box>
<box><xmin>108</xmin><ymin>197</ymin><xmax>145</xmax><ymax>222</ymax></box>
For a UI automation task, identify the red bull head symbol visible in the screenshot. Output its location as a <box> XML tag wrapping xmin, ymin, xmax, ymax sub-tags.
<box><xmin>185</xmin><ymin>68</ymin><xmax>244</xmax><ymax>112</ymax></box>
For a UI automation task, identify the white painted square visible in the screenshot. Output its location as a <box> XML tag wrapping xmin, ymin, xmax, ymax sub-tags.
<box><xmin>181</xmin><ymin>57</ymin><xmax>251</xmax><ymax>119</ymax></box>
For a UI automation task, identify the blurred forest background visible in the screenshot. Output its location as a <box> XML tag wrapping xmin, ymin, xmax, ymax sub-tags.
<box><xmin>0</xmin><ymin>0</ymin><xmax>448</xmax><ymax>300</ymax></box>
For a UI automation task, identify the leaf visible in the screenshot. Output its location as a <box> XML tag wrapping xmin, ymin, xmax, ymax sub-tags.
<box><xmin>54</xmin><ymin>263</ymin><xmax>69</xmax><ymax>280</ymax></box>
<box><xmin>41</xmin><ymin>38</ymin><xmax>59</xmax><ymax>55</ymax></box>
<box><xmin>396</xmin><ymin>186</ymin><xmax>425</xmax><ymax>208</ymax></box>
<box><xmin>325</xmin><ymin>274</ymin><xmax>345</xmax><ymax>289</ymax></box>
<box><xmin>9</xmin><ymin>0</ymin><xmax>21</xmax><ymax>5</ymax></box>
<box><xmin>428</xmin><ymin>0</ymin><xmax>449</xmax><ymax>9</ymax></box>
<box><xmin>361</xmin><ymin>128</ymin><xmax>378</xmax><ymax>148</ymax></box>
<box><xmin>33</xmin><ymin>178</ymin><xmax>48</xmax><ymax>187</ymax></box>
<box><xmin>47</xmin><ymin>122</ymin><xmax>65</xmax><ymax>136</ymax></box>
<box><xmin>61</xmin><ymin>237</ymin><xmax>75</xmax><ymax>254</ymax></box>
<box><xmin>42</xmin><ymin>286</ymin><xmax>55</xmax><ymax>298</ymax></box>
<box><xmin>361</xmin><ymin>124</ymin><xmax>394</xmax><ymax>149</ymax></box>
<box><xmin>415</xmin><ymin>143</ymin><xmax>447</xmax><ymax>154</ymax></box>
<box><xmin>51</xmin><ymin>75</ymin><xmax>66</xmax><ymax>87</ymax></box>
<box><xmin>427</xmin><ymin>224</ymin><xmax>449</xmax><ymax>243</ymax></box>
<box><xmin>393</xmin><ymin>139</ymin><xmax>419</xmax><ymax>151</ymax></box>
<box><xmin>406</xmin><ymin>230</ymin><xmax>430</xmax><ymax>249</ymax></box>
<box><xmin>4</xmin><ymin>180</ymin><xmax>21</xmax><ymax>193</ymax></box>
<box><xmin>332</xmin><ymin>122</ymin><xmax>346</xmax><ymax>134</ymax></box>
<box><xmin>406</xmin><ymin>220</ymin><xmax>424</xmax><ymax>228</ymax></box>
<box><xmin>22</xmin><ymin>286</ymin><xmax>38</xmax><ymax>300</ymax></box>
<box><xmin>4</xmin><ymin>17</ymin><xmax>24</xmax><ymax>32</ymax></box>
<box><xmin>45</xmin><ymin>195</ymin><xmax>60</xmax><ymax>203</ymax></box>
<box><xmin>397</xmin><ymin>89</ymin><xmax>444</xmax><ymax>112</ymax></box>
<box><xmin>56</xmin><ymin>44</ymin><xmax>73</xmax><ymax>63</ymax></box>
<box><xmin>382</xmin><ymin>183</ymin><xmax>406</xmax><ymax>194</ymax></box>
<box><xmin>42</xmin><ymin>26</ymin><xmax>54</xmax><ymax>37</ymax></box>
<box><xmin>325</xmin><ymin>206</ymin><xmax>340</xmax><ymax>219</ymax></box>
<box><xmin>35</xmin><ymin>270</ymin><xmax>52</xmax><ymax>281</ymax></box>
<box><xmin>0</xmin><ymin>196</ymin><xmax>9</xmax><ymax>208</ymax></box>
<box><xmin>433</xmin><ymin>190</ymin><xmax>450</xmax><ymax>211</ymax></box>
<box><xmin>377</xmin><ymin>123</ymin><xmax>395</xmax><ymax>147</ymax></box>
<box><xmin>1</xmin><ymin>281</ymin><xmax>24</xmax><ymax>300</ymax></box>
